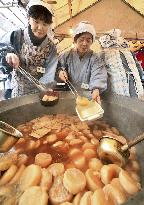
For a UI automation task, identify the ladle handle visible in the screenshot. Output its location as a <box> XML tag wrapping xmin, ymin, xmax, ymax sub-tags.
<box><xmin>121</xmin><ymin>132</ymin><xmax>144</xmax><ymax>151</ymax></box>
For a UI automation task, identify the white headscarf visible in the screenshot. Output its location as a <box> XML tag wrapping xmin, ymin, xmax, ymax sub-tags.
<box><xmin>73</xmin><ymin>21</ymin><xmax>96</xmax><ymax>41</ymax></box>
<box><xmin>27</xmin><ymin>0</ymin><xmax>53</xmax><ymax>15</ymax></box>
<box><xmin>99</xmin><ymin>29</ymin><xmax>129</xmax><ymax>49</ymax></box>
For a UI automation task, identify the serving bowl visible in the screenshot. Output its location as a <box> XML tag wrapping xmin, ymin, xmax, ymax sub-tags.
<box><xmin>39</xmin><ymin>90</ymin><xmax>59</xmax><ymax>106</ymax></box>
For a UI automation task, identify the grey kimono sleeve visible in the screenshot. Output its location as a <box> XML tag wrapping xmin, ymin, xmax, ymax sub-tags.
<box><xmin>0</xmin><ymin>32</ymin><xmax>17</xmax><ymax>73</ymax></box>
<box><xmin>89</xmin><ymin>52</ymin><xmax>107</xmax><ymax>93</ymax></box>
<box><xmin>0</xmin><ymin>31</ymin><xmax>17</xmax><ymax>55</ymax></box>
<box><xmin>40</xmin><ymin>43</ymin><xmax>58</xmax><ymax>84</ymax></box>
<box><xmin>1</xmin><ymin>30</ymin><xmax>23</xmax><ymax>53</ymax></box>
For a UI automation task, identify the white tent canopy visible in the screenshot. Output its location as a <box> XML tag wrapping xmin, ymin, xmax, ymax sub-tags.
<box><xmin>0</xmin><ymin>0</ymin><xmax>144</xmax><ymax>52</ymax></box>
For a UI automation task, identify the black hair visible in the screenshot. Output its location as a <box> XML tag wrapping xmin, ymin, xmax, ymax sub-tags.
<box><xmin>74</xmin><ymin>32</ymin><xmax>93</xmax><ymax>43</ymax></box>
<box><xmin>28</xmin><ymin>5</ymin><xmax>52</xmax><ymax>24</ymax></box>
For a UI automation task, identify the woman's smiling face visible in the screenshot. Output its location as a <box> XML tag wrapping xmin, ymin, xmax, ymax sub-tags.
<box><xmin>28</xmin><ymin>17</ymin><xmax>49</xmax><ymax>39</ymax></box>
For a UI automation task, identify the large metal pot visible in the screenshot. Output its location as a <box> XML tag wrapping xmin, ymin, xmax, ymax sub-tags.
<box><xmin>0</xmin><ymin>92</ymin><xmax>144</xmax><ymax>205</ymax></box>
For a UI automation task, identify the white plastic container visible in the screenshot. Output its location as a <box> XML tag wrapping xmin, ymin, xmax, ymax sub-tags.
<box><xmin>76</xmin><ymin>100</ymin><xmax>104</xmax><ymax>121</ymax></box>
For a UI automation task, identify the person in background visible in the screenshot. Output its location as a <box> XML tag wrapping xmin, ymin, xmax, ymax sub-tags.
<box><xmin>55</xmin><ymin>21</ymin><xmax>107</xmax><ymax>104</ymax></box>
<box><xmin>1</xmin><ymin>0</ymin><xmax>57</xmax><ymax>98</ymax></box>
<box><xmin>0</xmin><ymin>44</ymin><xmax>14</xmax><ymax>99</ymax></box>
<box><xmin>99</xmin><ymin>29</ymin><xmax>144</xmax><ymax>100</ymax></box>
<box><xmin>135</xmin><ymin>46</ymin><xmax>144</xmax><ymax>71</ymax></box>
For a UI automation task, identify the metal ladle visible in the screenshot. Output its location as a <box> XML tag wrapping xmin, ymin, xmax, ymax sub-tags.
<box><xmin>97</xmin><ymin>132</ymin><xmax>144</xmax><ymax>167</ymax></box>
<box><xmin>0</xmin><ymin>121</ymin><xmax>23</xmax><ymax>152</ymax></box>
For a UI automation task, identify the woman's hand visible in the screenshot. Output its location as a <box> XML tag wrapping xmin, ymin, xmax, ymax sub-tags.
<box><xmin>5</xmin><ymin>53</ymin><xmax>20</xmax><ymax>69</ymax></box>
<box><xmin>91</xmin><ymin>89</ymin><xmax>101</xmax><ymax>104</ymax></box>
<box><xmin>59</xmin><ymin>70</ymin><xmax>68</xmax><ymax>82</ymax></box>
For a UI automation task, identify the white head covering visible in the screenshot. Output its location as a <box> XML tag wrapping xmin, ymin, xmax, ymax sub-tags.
<box><xmin>27</xmin><ymin>0</ymin><xmax>53</xmax><ymax>15</ymax></box>
<box><xmin>73</xmin><ymin>21</ymin><xmax>96</xmax><ymax>41</ymax></box>
<box><xmin>99</xmin><ymin>29</ymin><xmax>129</xmax><ymax>49</ymax></box>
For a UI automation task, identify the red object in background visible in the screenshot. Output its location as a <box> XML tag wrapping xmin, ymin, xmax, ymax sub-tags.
<box><xmin>135</xmin><ymin>48</ymin><xmax>144</xmax><ymax>70</ymax></box>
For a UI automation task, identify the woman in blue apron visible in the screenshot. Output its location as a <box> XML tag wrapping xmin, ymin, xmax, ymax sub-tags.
<box><xmin>55</xmin><ymin>21</ymin><xmax>107</xmax><ymax>104</ymax></box>
<box><xmin>1</xmin><ymin>0</ymin><xmax>58</xmax><ymax>98</ymax></box>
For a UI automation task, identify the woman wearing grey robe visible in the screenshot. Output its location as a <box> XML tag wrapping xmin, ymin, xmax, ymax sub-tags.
<box><xmin>55</xmin><ymin>21</ymin><xmax>107</xmax><ymax>104</ymax></box>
